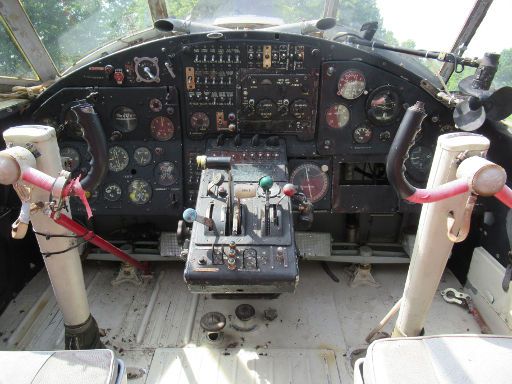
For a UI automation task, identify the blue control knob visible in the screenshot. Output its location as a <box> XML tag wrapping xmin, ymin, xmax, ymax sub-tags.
<box><xmin>183</xmin><ymin>207</ymin><xmax>214</xmax><ymax>229</ymax></box>
<box><xmin>183</xmin><ymin>208</ymin><xmax>198</xmax><ymax>223</ymax></box>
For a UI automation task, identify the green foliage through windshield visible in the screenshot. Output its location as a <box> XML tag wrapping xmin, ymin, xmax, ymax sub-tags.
<box><xmin>20</xmin><ymin>0</ymin><xmax>153</xmax><ymax>72</ymax></box>
<box><xmin>0</xmin><ymin>16</ymin><xmax>37</xmax><ymax>79</ymax></box>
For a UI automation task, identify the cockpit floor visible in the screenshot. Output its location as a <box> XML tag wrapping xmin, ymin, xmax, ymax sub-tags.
<box><xmin>0</xmin><ymin>261</ymin><xmax>480</xmax><ymax>383</ymax></box>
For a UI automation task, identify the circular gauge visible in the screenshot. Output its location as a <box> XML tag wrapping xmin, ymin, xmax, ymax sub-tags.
<box><xmin>63</xmin><ymin>110</ymin><xmax>83</xmax><ymax>138</ymax></box>
<box><xmin>154</xmin><ymin>161</ymin><xmax>177</xmax><ymax>186</ymax></box>
<box><xmin>108</xmin><ymin>146</ymin><xmax>129</xmax><ymax>172</ymax></box>
<box><xmin>337</xmin><ymin>69</ymin><xmax>366</xmax><ymax>100</ymax></box>
<box><xmin>112</xmin><ymin>106</ymin><xmax>137</xmax><ymax>132</ymax></box>
<box><xmin>150</xmin><ymin>116</ymin><xmax>175</xmax><ymax>141</ymax></box>
<box><xmin>257</xmin><ymin>99</ymin><xmax>277</xmax><ymax>119</ymax></box>
<box><xmin>103</xmin><ymin>183</ymin><xmax>122</xmax><ymax>202</ymax></box>
<box><xmin>190</xmin><ymin>112</ymin><xmax>210</xmax><ymax>132</ymax></box>
<box><xmin>353</xmin><ymin>126</ymin><xmax>373</xmax><ymax>144</ymax></box>
<box><xmin>290</xmin><ymin>99</ymin><xmax>309</xmax><ymax>119</ymax></box>
<box><xmin>134</xmin><ymin>57</ymin><xmax>159</xmax><ymax>83</ymax></box>
<box><xmin>290</xmin><ymin>163</ymin><xmax>329</xmax><ymax>203</ymax></box>
<box><xmin>408</xmin><ymin>145</ymin><xmax>434</xmax><ymax>172</ymax></box>
<box><xmin>325</xmin><ymin>104</ymin><xmax>350</xmax><ymax>129</ymax></box>
<box><xmin>128</xmin><ymin>179</ymin><xmax>152</xmax><ymax>205</ymax></box>
<box><xmin>367</xmin><ymin>86</ymin><xmax>401</xmax><ymax>125</ymax></box>
<box><xmin>60</xmin><ymin>147</ymin><xmax>81</xmax><ymax>172</ymax></box>
<box><xmin>149</xmin><ymin>98</ymin><xmax>162</xmax><ymax>112</ymax></box>
<box><xmin>133</xmin><ymin>147</ymin><xmax>152</xmax><ymax>166</ymax></box>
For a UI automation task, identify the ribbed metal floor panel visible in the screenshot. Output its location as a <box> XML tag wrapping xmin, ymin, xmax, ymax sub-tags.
<box><xmin>0</xmin><ymin>262</ymin><xmax>481</xmax><ymax>383</ymax></box>
<box><xmin>146</xmin><ymin>347</ymin><xmax>341</xmax><ymax>384</ymax></box>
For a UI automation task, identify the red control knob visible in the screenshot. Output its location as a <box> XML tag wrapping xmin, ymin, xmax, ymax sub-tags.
<box><xmin>283</xmin><ymin>183</ymin><xmax>297</xmax><ymax>197</ymax></box>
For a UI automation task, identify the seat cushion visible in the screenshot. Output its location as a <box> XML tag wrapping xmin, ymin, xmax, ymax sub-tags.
<box><xmin>363</xmin><ymin>334</ymin><xmax>512</xmax><ymax>384</ymax></box>
<box><xmin>0</xmin><ymin>349</ymin><xmax>118</xmax><ymax>384</ymax></box>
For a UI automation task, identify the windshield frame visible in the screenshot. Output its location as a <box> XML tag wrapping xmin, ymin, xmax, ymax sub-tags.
<box><xmin>0</xmin><ymin>0</ymin><xmax>495</xmax><ymax>86</ymax></box>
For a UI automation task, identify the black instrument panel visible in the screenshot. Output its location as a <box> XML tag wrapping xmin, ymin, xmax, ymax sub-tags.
<box><xmin>28</xmin><ymin>31</ymin><xmax>454</xmax><ymax>221</ymax></box>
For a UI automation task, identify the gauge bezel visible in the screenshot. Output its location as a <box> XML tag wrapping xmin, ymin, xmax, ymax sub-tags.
<box><xmin>352</xmin><ymin>125</ymin><xmax>373</xmax><ymax>144</ymax></box>
<box><xmin>112</xmin><ymin>106</ymin><xmax>138</xmax><ymax>133</ymax></box>
<box><xmin>134</xmin><ymin>56</ymin><xmax>160</xmax><ymax>83</ymax></box>
<box><xmin>103</xmin><ymin>182</ymin><xmax>122</xmax><ymax>202</ymax></box>
<box><xmin>407</xmin><ymin>145</ymin><xmax>434</xmax><ymax>173</ymax></box>
<box><xmin>150</xmin><ymin>116</ymin><xmax>175</xmax><ymax>141</ymax></box>
<box><xmin>366</xmin><ymin>85</ymin><xmax>402</xmax><ymax>125</ymax></box>
<box><xmin>133</xmin><ymin>147</ymin><xmax>152</xmax><ymax>166</ymax></box>
<box><xmin>128</xmin><ymin>179</ymin><xmax>152</xmax><ymax>205</ymax></box>
<box><xmin>289</xmin><ymin>163</ymin><xmax>329</xmax><ymax>203</ymax></box>
<box><xmin>108</xmin><ymin>146</ymin><xmax>130</xmax><ymax>172</ymax></box>
<box><xmin>154</xmin><ymin>161</ymin><xmax>177</xmax><ymax>186</ymax></box>
<box><xmin>337</xmin><ymin>69</ymin><xmax>366</xmax><ymax>100</ymax></box>
<box><xmin>325</xmin><ymin>103</ymin><xmax>350</xmax><ymax>129</ymax></box>
<box><xmin>190</xmin><ymin>112</ymin><xmax>210</xmax><ymax>132</ymax></box>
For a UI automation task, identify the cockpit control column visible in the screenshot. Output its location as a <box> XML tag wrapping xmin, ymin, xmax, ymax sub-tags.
<box><xmin>182</xmin><ymin>139</ymin><xmax>298</xmax><ymax>294</ymax></box>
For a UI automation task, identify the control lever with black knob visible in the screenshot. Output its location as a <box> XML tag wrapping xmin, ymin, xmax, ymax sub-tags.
<box><xmin>234</xmin><ymin>133</ymin><xmax>242</xmax><ymax>147</ymax></box>
<box><xmin>265</xmin><ymin>136</ymin><xmax>280</xmax><ymax>147</ymax></box>
<box><xmin>251</xmin><ymin>134</ymin><xmax>260</xmax><ymax>147</ymax></box>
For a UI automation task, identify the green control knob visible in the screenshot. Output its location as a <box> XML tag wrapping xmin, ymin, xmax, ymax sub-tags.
<box><xmin>259</xmin><ymin>175</ymin><xmax>274</xmax><ymax>192</ymax></box>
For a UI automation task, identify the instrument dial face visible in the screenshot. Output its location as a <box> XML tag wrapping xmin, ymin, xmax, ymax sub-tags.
<box><xmin>149</xmin><ymin>98</ymin><xmax>162</xmax><ymax>112</ymax></box>
<box><xmin>290</xmin><ymin>99</ymin><xmax>309</xmax><ymax>119</ymax></box>
<box><xmin>154</xmin><ymin>161</ymin><xmax>177</xmax><ymax>186</ymax></box>
<box><xmin>60</xmin><ymin>147</ymin><xmax>81</xmax><ymax>172</ymax></box>
<box><xmin>367</xmin><ymin>86</ymin><xmax>401</xmax><ymax>125</ymax></box>
<box><xmin>325</xmin><ymin>104</ymin><xmax>350</xmax><ymax>129</ymax></box>
<box><xmin>133</xmin><ymin>147</ymin><xmax>152</xmax><ymax>166</ymax></box>
<box><xmin>63</xmin><ymin>110</ymin><xmax>83</xmax><ymax>138</ymax></box>
<box><xmin>337</xmin><ymin>69</ymin><xmax>366</xmax><ymax>100</ymax></box>
<box><xmin>103</xmin><ymin>183</ymin><xmax>122</xmax><ymax>202</ymax></box>
<box><xmin>353</xmin><ymin>126</ymin><xmax>373</xmax><ymax>144</ymax></box>
<box><xmin>150</xmin><ymin>116</ymin><xmax>175</xmax><ymax>141</ymax></box>
<box><xmin>128</xmin><ymin>179</ymin><xmax>152</xmax><ymax>205</ymax></box>
<box><xmin>190</xmin><ymin>112</ymin><xmax>210</xmax><ymax>132</ymax></box>
<box><xmin>108</xmin><ymin>146</ymin><xmax>129</xmax><ymax>172</ymax></box>
<box><xmin>290</xmin><ymin>163</ymin><xmax>329</xmax><ymax>203</ymax></box>
<box><xmin>256</xmin><ymin>99</ymin><xmax>277</xmax><ymax>119</ymax></box>
<box><xmin>112</xmin><ymin>106</ymin><xmax>137</xmax><ymax>132</ymax></box>
<box><xmin>134</xmin><ymin>57</ymin><xmax>159</xmax><ymax>83</ymax></box>
<box><xmin>408</xmin><ymin>145</ymin><xmax>434</xmax><ymax>172</ymax></box>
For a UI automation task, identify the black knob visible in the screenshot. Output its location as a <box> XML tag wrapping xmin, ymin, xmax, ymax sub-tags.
<box><xmin>216</xmin><ymin>133</ymin><xmax>226</xmax><ymax>147</ymax></box>
<box><xmin>235</xmin><ymin>304</ymin><xmax>255</xmax><ymax>321</ymax></box>
<box><xmin>234</xmin><ymin>133</ymin><xmax>242</xmax><ymax>147</ymax></box>
<box><xmin>265</xmin><ymin>136</ymin><xmax>279</xmax><ymax>146</ymax></box>
<box><xmin>251</xmin><ymin>134</ymin><xmax>260</xmax><ymax>147</ymax></box>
